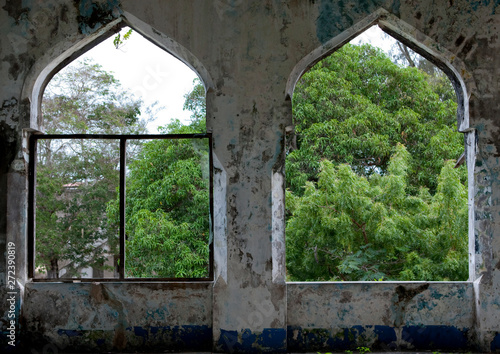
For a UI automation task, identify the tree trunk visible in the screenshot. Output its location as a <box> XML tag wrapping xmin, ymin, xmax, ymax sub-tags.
<box><xmin>396</xmin><ymin>42</ymin><xmax>416</xmax><ymax>67</ymax></box>
<box><xmin>47</xmin><ymin>258</ymin><xmax>59</xmax><ymax>279</ymax></box>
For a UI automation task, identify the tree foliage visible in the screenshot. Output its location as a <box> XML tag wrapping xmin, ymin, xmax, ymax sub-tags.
<box><xmin>389</xmin><ymin>40</ymin><xmax>456</xmax><ymax>102</ymax></box>
<box><xmin>37</xmin><ymin>58</ymin><xmax>209</xmax><ymax>279</ymax></box>
<box><xmin>286</xmin><ymin>144</ymin><xmax>468</xmax><ymax>281</ymax></box>
<box><xmin>41</xmin><ymin>58</ymin><xmax>150</xmax><ymax>135</ymax></box>
<box><xmin>287</xmin><ymin>43</ymin><xmax>463</xmax><ymax>197</ymax></box>
<box><xmin>286</xmin><ymin>43</ymin><xmax>468</xmax><ymax>281</ymax></box>
<box><xmin>183</xmin><ymin>78</ymin><xmax>206</xmax><ymax>126</ymax></box>
<box><xmin>108</xmin><ymin>118</ymin><xmax>210</xmax><ymax>278</ymax></box>
<box><xmin>37</xmin><ymin>59</ymin><xmax>151</xmax><ymax>278</ymax></box>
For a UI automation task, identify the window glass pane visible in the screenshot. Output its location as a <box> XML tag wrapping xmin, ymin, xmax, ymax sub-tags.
<box><xmin>125</xmin><ymin>138</ymin><xmax>211</xmax><ymax>278</ymax></box>
<box><xmin>35</xmin><ymin>138</ymin><xmax>120</xmax><ymax>279</ymax></box>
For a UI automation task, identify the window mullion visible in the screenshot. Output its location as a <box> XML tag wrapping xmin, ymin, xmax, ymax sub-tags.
<box><xmin>28</xmin><ymin>134</ymin><xmax>37</xmax><ymax>279</ymax></box>
<box><xmin>119</xmin><ymin>138</ymin><xmax>126</xmax><ymax>280</ymax></box>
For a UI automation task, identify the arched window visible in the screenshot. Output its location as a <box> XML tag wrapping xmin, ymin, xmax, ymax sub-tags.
<box><xmin>285</xmin><ymin>24</ymin><xmax>472</xmax><ymax>282</ymax></box>
<box><xmin>28</xmin><ymin>26</ymin><xmax>213</xmax><ymax>281</ymax></box>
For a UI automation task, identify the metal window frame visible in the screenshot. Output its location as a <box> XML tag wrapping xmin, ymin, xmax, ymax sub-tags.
<box><xmin>28</xmin><ymin>133</ymin><xmax>214</xmax><ymax>282</ymax></box>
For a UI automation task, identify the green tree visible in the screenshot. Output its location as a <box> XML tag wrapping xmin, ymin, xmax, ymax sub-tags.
<box><xmin>36</xmin><ymin>59</ymin><xmax>152</xmax><ymax>278</ymax></box>
<box><xmin>286</xmin><ymin>43</ymin><xmax>467</xmax><ymax>281</ymax></box>
<box><xmin>286</xmin><ymin>144</ymin><xmax>468</xmax><ymax>281</ymax></box>
<box><xmin>389</xmin><ymin>38</ymin><xmax>456</xmax><ymax>102</ymax></box>
<box><xmin>183</xmin><ymin>78</ymin><xmax>206</xmax><ymax>126</ymax></box>
<box><xmin>111</xmin><ymin>118</ymin><xmax>210</xmax><ymax>278</ymax></box>
<box><xmin>103</xmin><ymin>81</ymin><xmax>209</xmax><ymax>278</ymax></box>
<box><xmin>287</xmin><ymin>43</ymin><xmax>464</xmax><ymax>197</ymax></box>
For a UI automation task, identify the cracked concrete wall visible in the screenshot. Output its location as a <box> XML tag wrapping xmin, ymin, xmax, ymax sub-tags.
<box><xmin>1</xmin><ymin>0</ymin><xmax>500</xmax><ymax>352</ymax></box>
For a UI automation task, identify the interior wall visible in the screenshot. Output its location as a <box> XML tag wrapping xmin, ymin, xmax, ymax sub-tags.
<box><xmin>22</xmin><ymin>282</ymin><xmax>213</xmax><ymax>352</ymax></box>
<box><xmin>1</xmin><ymin>0</ymin><xmax>499</xmax><ymax>352</ymax></box>
<box><xmin>287</xmin><ymin>282</ymin><xmax>474</xmax><ymax>351</ymax></box>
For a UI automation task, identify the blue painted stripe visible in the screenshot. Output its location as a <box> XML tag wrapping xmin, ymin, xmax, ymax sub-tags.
<box><xmin>287</xmin><ymin>325</ymin><xmax>471</xmax><ymax>351</ymax></box>
<box><xmin>490</xmin><ymin>331</ymin><xmax>500</xmax><ymax>351</ymax></box>
<box><xmin>218</xmin><ymin>328</ymin><xmax>287</xmax><ymax>353</ymax></box>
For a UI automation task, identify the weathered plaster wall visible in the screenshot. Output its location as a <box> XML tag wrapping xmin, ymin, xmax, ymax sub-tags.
<box><xmin>288</xmin><ymin>282</ymin><xmax>475</xmax><ymax>351</ymax></box>
<box><xmin>21</xmin><ymin>282</ymin><xmax>212</xmax><ymax>352</ymax></box>
<box><xmin>0</xmin><ymin>0</ymin><xmax>500</xmax><ymax>352</ymax></box>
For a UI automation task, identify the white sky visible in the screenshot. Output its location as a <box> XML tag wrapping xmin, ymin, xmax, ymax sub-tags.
<box><xmin>351</xmin><ymin>25</ymin><xmax>396</xmax><ymax>52</ymax></box>
<box><xmin>79</xmin><ymin>28</ymin><xmax>198</xmax><ymax>133</ymax></box>
<box><xmin>71</xmin><ymin>25</ymin><xmax>395</xmax><ymax>133</ymax></box>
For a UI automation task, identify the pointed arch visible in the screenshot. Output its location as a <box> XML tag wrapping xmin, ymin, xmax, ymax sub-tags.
<box><xmin>285</xmin><ymin>8</ymin><xmax>476</xmax><ymax>282</ymax></box>
<box><xmin>22</xmin><ymin>19</ymin><xmax>123</xmax><ymax>130</ymax></box>
<box><xmin>22</xmin><ymin>14</ymin><xmax>213</xmax><ymax>131</ymax></box>
<box><xmin>286</xmin><ymin>8</ymin><xmax>474</xmax><ymax>132</ymax></box>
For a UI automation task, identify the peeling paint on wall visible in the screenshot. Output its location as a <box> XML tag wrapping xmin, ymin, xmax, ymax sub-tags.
<box><xmin>0</xmin><ymin>100</ymin><xmax>18</xmax><ymax>174</ymax></box>
<box><xmin>392</xmin><ymin>284</ymin><xmax>430</xmax><ymax>327</ymax></box>
<box><xmin>2</xmin><ymin>0</ymin><xmax>30</xmax><ymax>24</ymax></box>
<box><xmin>22</xmin><ymin>282</ymin><xmax>213</xmax><ymax>352</ymax></box>
<box><xmin>316</xmin><ymin>0</ymin><xmax>381</xmax><ymax>43</ymax></box>
<box><xmin>75</xmin><ymin>0</ymin><xmax>122</xmax><ymax>34</ymax></box>
<box><xmin>2</xmin><ymin>54</ymin><xmax>34</xmax><ymax>81</ymax></box>
<box><xmin>288</xmin><ymin>282</ymin><xmax>474</xmax><ymax>351</ymax></box>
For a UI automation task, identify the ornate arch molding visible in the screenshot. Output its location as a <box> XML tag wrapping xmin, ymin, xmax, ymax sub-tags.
<box><xmin>22</xmin><ymin>13</ymin><xmax>213</xmax><ymax>130</ymax></box>
<box><xmin>286</xmin><ymin>8</ymin><xmax>475</xmax><ymax>133</ymax></box>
